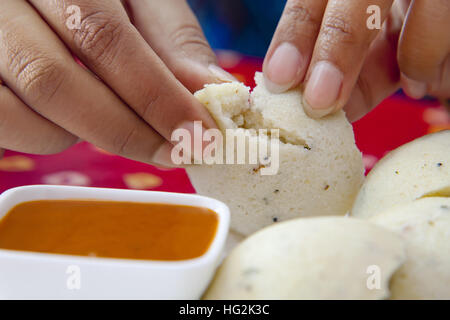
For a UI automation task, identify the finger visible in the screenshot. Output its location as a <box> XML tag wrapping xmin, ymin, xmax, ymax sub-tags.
<box><xmin>399</xmin><ymin>0</ymin><xmax>450</xmax><ymax>80</ymax></box>
<box><xmin>398</xmin><ymin>0</ymin><xmax>450</xmax><ymax>97</ymax></box>
<box><xmin>29</xmin><ymin>0</ymin><xmax>217</xmax><ymax>142</ymax></box>
<box><xmin>126</xmin><ymin>0</ymin><xmax>236</xmax><ymax>92</ymax></box>
<box><xmin>400</xmin><ymin>73</ymin><xmax>427</xmax><ymax>99</ymax></box>
<box><xmin>0</xmin><ymin>0</ymin><xmax>169</xmax><ymax>165</ymax></box>
<box><xmin>0</xmin><ymin>80</ymin><xmax>5</xmax><ymax>158</ymax></box>
<box><xmin>427</xmin><ymin>55</ymin><xmax>450</xmax><ymax>99</ymax></box>
<box><xmin>344</xmin><ymin>16</ymin><xmax>402</xmax><ymax>122</ymax></box>
<box><xmin>303</xmin><ymin>0</ymin><xmax>394</xmax><ymax>118</ymax></box>
<box><xmin>263</xmin><ymin>0</ymin><xmax>328</xmax><ymax>93</ymax></box>
<box><xmin>0</xmin><ymin>84</ymin><xmax>77</xmax><ymax>154</ymax></box>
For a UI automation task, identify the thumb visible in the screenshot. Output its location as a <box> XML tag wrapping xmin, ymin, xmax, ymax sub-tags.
<box><xmin>125</xmin><ymin>0</ymin><xmax>236</xmax><ymax>92</ymax></box>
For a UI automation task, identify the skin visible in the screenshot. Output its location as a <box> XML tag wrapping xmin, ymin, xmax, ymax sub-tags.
<box><xmin>264</xmin><ymin>0</ymin><xmax>450</xmax><ymax>120</ymax></box>
<box><xmin>0</xmin><ymin>0</ymin><xmax>448</xmax><ymax>164</ymax></box>
<box><xmin>0</xmin><ymin>0</ymin><xmax>235</xmax><ymax>165</ymax></box>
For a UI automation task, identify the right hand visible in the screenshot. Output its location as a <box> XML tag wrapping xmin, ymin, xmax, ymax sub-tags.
<box><xmin>263</xmin><ymin>0</ymin><xmax>450</xmax><ymax>121</ymax></box>
<box><xmin>0</xmin><ymin>0</ymin><xmax>233</xmax><ymax>165</ymax></box>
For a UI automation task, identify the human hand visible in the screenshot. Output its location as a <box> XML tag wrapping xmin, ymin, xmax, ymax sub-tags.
<box><xmin>0</xmin><ymin>0</ymin><xmax>233</xmax><ymax>164</ymax></box>
<box><xmin>263</xmin><ymin>0</ymin><xmax>450</xmax><ymax>121</ymax></box>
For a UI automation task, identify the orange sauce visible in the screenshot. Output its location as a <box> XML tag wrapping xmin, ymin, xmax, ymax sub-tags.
<box><xmin>0</xmin><ymin>200</ymin><xmax>219</xmax><ymax>261</ymax></box>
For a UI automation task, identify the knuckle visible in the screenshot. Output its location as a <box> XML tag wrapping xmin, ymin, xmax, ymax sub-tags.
<box><xmin>282</xmin><ymin>1</ymin><xmax>321</xmax><ymax>37</ymax></box>
<box><xmin>140</xmin><ymin>88</ymin><xmax>164</xmax><ymax>122</ymax></box>
<box><xmin>9</xmin><ymin>51</ymin><xmax>66</xmax><ymax>104</ymax></box>
<box><xmin>140</xmin><ymin>88</ymin><xmax>181</xmax><ymax>135</ymax></box>
<box><xmin>73</xmin><ymin>10</ymin><xmax>124</xmax><ymax>64</ymax></box>
<box><xmin>284</xmin><ymin>1</ymin><xmax>313</xmax><ymax>23</ymax></box>
<box><xmin>169</xmin><ymin>24</ymin><xmax>212</xmax><ymax>57</ymax></box>
<box><xmin>322</xmin><ymin>15</ymin><xmax>358</xmax><ymax>45</ymax></box>
<box><xmin>114</xmin><ymin>126</ymin><xmax>138</xmax><ymax>157</ymax></box>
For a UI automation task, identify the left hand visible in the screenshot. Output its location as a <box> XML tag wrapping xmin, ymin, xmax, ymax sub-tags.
<box><xmin>0</xmin><ymin>0</ymin><xmax>232</xmax><ymax>166</ymax></box>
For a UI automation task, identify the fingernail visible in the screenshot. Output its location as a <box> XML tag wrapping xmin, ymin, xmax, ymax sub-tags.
<box><xmin>304</xmin><ymin>61</ymin><xmax>343</xmax><ymax>113</ymax></box>
<box><xmin>264</xmin><ymin>42</ymin><xmax>304</xmax><ymax>93</ymax></box>
<box><xmin>302</xmin><ymin>101</ymin><xmax>335</xmax><ymax>119</ymax></box>
<box><xmin>152</xmin><ymin>142</ymin><xmax>175</xmax><ymax>167</ymax></box>
<box><xmin>208</xmin><ymin>64</ymin><xmax>237</xmax><ymax>83</ymax></box>
<box><xmin>402</xmin><ymin>75</ymin><xmax>427</xmax><ymax>99</ymax></box>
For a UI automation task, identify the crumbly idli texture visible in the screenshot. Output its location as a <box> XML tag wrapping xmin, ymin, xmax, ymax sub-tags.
<box><xmin>370</xmin><ymin>197</ymin><xmax>450</xmax><ymax>299</ymax></box>
<box><xmin>188</xmin><ymin>73</ymin><xmax>364</xmax><ymax>236</ymax></box>
<box><xmin>203</xmin><ymin>217</ymin><xmax>406</xmax><ymax>300</ymax></box>
<box><xmin>352</xmin><ymin>130</ymin><xmax>450</xmax><ymax>219</ymax></box>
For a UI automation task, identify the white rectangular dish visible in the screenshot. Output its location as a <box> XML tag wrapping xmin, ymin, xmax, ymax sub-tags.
<box><xmin>0</xmin><ymin>185</ymin><xmax>230</xmax><ymax>300</ymax></box>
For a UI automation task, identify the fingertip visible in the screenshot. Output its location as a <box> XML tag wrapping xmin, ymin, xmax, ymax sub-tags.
<box><xmin>302</xmin><ymin>97</ymin><xmax>335</xmax><ymax>119</ymax></box>
<box><xmin>401</xmin><ymin>73</ymin><xmax>427</xmax><ymax>100</ymax></box>
<box><xmin>263</xmin><ymin>42</ymin><xmax>305</xmax><ymax>93</ymax></box>
<box><xmin>304</xmin><ymin>61</ymin><xmax>343</xmax><ymax>111</ymax></box>
<box><xmin>177</xmin><ymin>61</ymin><xmax>238</xmax><ymax>92</ymax></box>
<box><xmin>263</xmin><ymin>75</ymin><xmax>295</xmax><ymax>94</ymax></box>
<box><xmin>152</xmin><ymin>141</ymin><xmax>176</xmax><ymax>168</ymax></box>
<box><xmin>193</xmin><ymin>102</ymin><xmax>219</xmax><ymax>130</ymax></box>
<box><xmin>208</xmin><ymin>64</ymin><xmax>238</xmax><ymax>83</ymax></box>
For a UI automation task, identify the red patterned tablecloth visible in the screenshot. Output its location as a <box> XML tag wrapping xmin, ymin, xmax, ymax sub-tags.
<box><xmin>0</xmin><ymin>51</ymin><xmax>449</xmax><ymax>194</ymax></box>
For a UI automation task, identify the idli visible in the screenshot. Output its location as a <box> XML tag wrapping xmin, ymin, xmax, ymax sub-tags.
<box><xmin>187</xmin><ymin>73</ymin><xmax>364</xmax><ymax>235</ymax></box>
<box><xmin>204</xmin><ymin>217</ymin><xmax>406</xmax><ymax>299</ymax></box>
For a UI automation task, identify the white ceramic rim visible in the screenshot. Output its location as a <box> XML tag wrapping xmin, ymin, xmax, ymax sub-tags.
<box><xmin>0</xmin><ymin>185</ymin><xmax>230</xmax><ymax>270</ymax></box>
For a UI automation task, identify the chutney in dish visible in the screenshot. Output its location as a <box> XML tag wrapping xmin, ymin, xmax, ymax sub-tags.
<box><xmin>0</xmin><ymin>200</ymin><xmax>219</xmax><ymax>261</ymax></box>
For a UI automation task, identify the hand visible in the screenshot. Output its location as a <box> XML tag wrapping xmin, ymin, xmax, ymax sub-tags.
<box><xmin>398</xmin><ymin>0</ymin><xmax>450</xmax><ymax>102</ymax></box>
<box><xmin>263</xmin><ymin>0</ymin><xmax>450</xmax><ymax>120</ymax></box>
<box><xmin>0</xmin><ymin>0</ymin><xmax>233</xmax><ymax>165</ymax></box>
